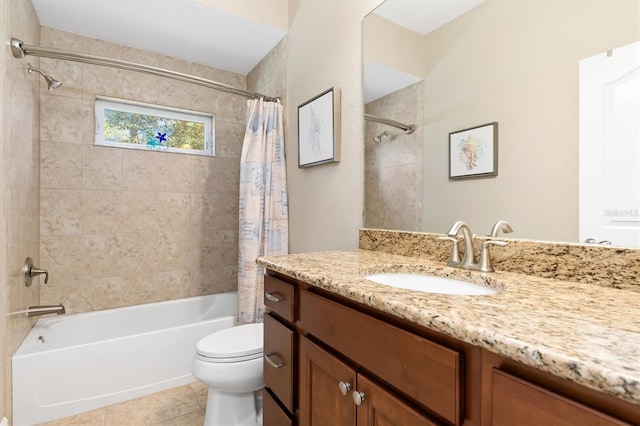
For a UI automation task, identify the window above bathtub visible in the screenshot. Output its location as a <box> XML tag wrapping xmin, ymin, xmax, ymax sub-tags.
<box><xmin>95</xmin><ymin>96</ymin><xmax>214</xmax><ymax>156</ymax></box>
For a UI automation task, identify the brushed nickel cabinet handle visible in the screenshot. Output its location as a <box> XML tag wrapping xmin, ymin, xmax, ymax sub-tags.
<box><xmin>264</xmin><ymin>353</ymin><xmax>285</xmax><ymax>369</ymax></box>
<box><xmin>265</xmin><ymin>292</ymin><xmax>284</xmax><ymax>302</ymax></box>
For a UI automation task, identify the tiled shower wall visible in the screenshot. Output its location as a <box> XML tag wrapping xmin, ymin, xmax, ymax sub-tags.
<box><xmin>38</xmin><ymin>28</ymin><xmax>248</xmax><ymax>313</ymax></box>
<box><xmin>2</xmin><ymin>0</ymin><xmax>41</xmax><ymax>419</ymax></box>
<box><xmin>364</xmin><ymin>82</ymin><xmax>424</xmax><ymax>231</ymax></box>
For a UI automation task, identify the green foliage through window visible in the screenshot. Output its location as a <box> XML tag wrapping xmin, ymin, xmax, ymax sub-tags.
<box><xmin>95</xmin><ymin>97</ymin><xmax>214</xmax><ymax>156</ymax></box>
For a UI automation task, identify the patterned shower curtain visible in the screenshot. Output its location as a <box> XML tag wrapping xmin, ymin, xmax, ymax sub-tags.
<box><xmin>238</xmin><ymin>98</ymin><xmax>289</xmax><ymax>323</ymax></box>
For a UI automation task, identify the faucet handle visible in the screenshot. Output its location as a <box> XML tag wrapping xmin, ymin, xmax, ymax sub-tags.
<box><xmin>23</xmin><ymin>257</ymin><xmax>49</xmax><ymax>287</ymax></box>
<box><xmin>437</xmin><ymin>236</ymin><xmax>461</xmax><ymax>266</ymax></box>
<box><xmin>478</xmin><ymin>240</ymin><xmax>508</xmax><ymax>272</ymax></box>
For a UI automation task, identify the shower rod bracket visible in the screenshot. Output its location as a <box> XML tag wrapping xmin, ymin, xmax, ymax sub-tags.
<box><xmin>11</xmin><ymin>38</ymin><xmax>26</xmax><ymax>58</ymax></box>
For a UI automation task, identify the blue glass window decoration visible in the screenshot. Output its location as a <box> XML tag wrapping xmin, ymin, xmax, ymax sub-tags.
<box><xmin>146</xmin><ymin>130</ymin><xmax>169</xmax><ymax>150</ymax></box>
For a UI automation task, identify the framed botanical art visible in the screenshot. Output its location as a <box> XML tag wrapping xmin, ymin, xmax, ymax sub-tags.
<box><xmin>449</xmin><ymin>122</ymin><xmax>498</xmax><ymax>180</ymax></box>
<box><xmin>298</xmin><ymin>87</ymin><xmax>341</xmax><ymax>168</ymax></box>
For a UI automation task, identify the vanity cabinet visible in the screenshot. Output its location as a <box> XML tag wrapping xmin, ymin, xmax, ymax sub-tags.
<box><xmin>481</xmin><ymin>350</ymin><xmax>637</xmax><ymax>426</ymax></box>
<box><xmin>263</xmin><ymin>270</ymin><xmax>639</xmax><ymax>426</ymax></box>
<box><xmin>299</xmin><ymin>335</ymin><xmax>437</xmax><ymax>426</ymax></box>
<box><xmin>299</xmin><ymin>289</ymin><xmax>463</xmax><ymax>425</ymax></box>
<box><xmin>263</xmin><ymin>275</ymin><xmax>298</xmax><ymax>424</ymax></box>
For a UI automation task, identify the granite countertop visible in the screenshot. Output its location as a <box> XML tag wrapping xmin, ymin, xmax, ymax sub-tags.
<box><xmin>257</xmin><ymin>249</ymin><xmax>640</xmax><ymax>405</ymax></box>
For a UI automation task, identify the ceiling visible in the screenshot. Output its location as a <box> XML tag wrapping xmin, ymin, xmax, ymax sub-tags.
<box><xmin>372</xmin><ymin>0</ymin><xmax>486</xmax><ymax>35</ymax></box>
<box><xmin>30</xmin><ymin>0</ymin><xmax>287</xmax><ymax>74</ymax></box>
<box><xmin>31</xmin><ymin>0</ymin><xmax>485</xmax><ymax>99</ymax></box>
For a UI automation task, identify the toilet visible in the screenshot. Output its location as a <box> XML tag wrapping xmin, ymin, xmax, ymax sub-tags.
<box><xmin>192</xmin><ymin>323</ymin><xmax>264</xmax><ymax>426</ymax></box>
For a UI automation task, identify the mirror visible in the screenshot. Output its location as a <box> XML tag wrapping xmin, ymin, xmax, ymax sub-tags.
<box><xmin>363</xmin><ymin>0</ymin><xmax>640</xmax><ymax>247</ymax></box>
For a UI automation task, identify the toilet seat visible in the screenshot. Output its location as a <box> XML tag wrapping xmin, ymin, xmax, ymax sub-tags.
<box><xmin>196</xmin><ymin>323</ymin><xmax>263</xmax><ymax>363</ymax></box>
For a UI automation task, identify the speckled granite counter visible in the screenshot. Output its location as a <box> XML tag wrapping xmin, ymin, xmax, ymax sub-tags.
<box><xmin>257</xmin><ymin>249</ymin><xmax>640</xmax><ymax>405</ymax></box>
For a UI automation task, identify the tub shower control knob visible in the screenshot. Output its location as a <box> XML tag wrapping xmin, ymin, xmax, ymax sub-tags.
<box><xmin>23</xmin><ymin>257</ymin><xmax>49</xmax><ymax>287</ymax></box>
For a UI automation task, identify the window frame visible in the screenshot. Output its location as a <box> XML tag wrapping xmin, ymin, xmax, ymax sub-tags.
<box><xmin>94</xmin><ymin>96</ymin><xmax>215</xmax><ymax>156</ymax></box>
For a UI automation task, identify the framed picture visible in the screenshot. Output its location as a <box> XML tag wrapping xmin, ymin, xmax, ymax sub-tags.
<box><xmin>298</xmin><ymin>87</ymin><xmax>341</xmax><ymax>168</ymax></box>
<box><xmin>449</xmin><ymin>122</ymin><xmax>498</xmax><ymax>180</ymax></box>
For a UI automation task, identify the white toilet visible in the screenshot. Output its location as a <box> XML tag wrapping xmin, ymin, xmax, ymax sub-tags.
<box><xmin>192</xmin><ymin>323</ymin><xmax>264</xmax><ymax>426</ymax></box>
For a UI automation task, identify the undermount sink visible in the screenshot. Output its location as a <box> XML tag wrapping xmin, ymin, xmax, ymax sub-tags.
<box><xmin>365</xmin><ymin>273</ymin><xmax>498</xmax><ymax>295</ymax></box>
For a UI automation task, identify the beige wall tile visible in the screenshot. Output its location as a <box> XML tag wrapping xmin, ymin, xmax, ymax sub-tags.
<box><xmin>215</xmin><ymin>120</ymin><xmax>245</xmax><ymax>158</ymax></box>
<box><xmin>123</xmin><ymin>191</ymin><xmax>159</xmax><ymax>232</ymax></box>
<box><xmin>118</xmin><ymin>232</ymin><xmax>162</xmax><ymax>276</ymax></box>
<box><xmin>122</xmin><ymin>70</ymin><xmax>160</xmax><ymax>104</ymax></box>
<box><xmin>41</xmin><ymin>189</ymin><xmax>83</xmax><ymax>235</ymax></box>
<box><xmin>41</xmin><ymin>278</ymin><xmax>96</xmax><ymax>312</ymax></box>
<box><xmin>39</xmin><ymin>28</ymin><xmax>248</xmax><ymax>314</ymax></box>
<box><xmin>123</xmin><ymin>149</ymin><xmax>159</xmax><ymax>191</ymax></box>
<box><xmin>92</xmin><ymin>276</ymin><xmax>138</xmax><ymax>310</ymax></box>
<box><xmin>156</xmin><ymin>192</ymin><xmax>191</xmax><ymax>230</ymax></box>
<box><xmin>40</xmin><ymin>95</ymin><xmax>85</xmax><ymax>143</ymax></box>
<box><xmin>81</xmin><ymin>233</ymin><xmax>123</xmax><ymax>278</ymax></box>
<box><xmin>158</xmin><ymin>153</ymin><xmax>193</xmax><ymax>192</ymax></box>
<box><xmin>82</xmin><ymin>145</ymin><xmax>123</xmax><ymax>190</ymax></box>
<box><xmin>83</xmin><ymin>64</ymin><xmax>124</xmax><ymax>100</ymax></box>
<box><xmin>81</xmin><ymin>189</ymin><xmax>124</xmax><ymax>233</ymax></box>
<box><xmin>41</xmin><ymin>141</ymin><xmax>83</xmax><ymax>189</ymax></box>
<box><xmin>3</xmin><ymin>10</ymin><xmax>41</xmax><ymax>419</ymax></box>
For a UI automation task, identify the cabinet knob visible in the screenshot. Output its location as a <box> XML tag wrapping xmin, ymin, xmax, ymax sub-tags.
<box><xmin>338</xmin><ymin>381</ymin><xmax>352</xmax><ymax>396</ymax></box>
<box><xmin>352</xmin><ymin>390</ymin><xmax>366</xmax><ymax>406</ymax></box>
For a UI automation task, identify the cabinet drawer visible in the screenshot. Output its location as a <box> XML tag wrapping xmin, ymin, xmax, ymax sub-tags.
<box><xmin>262</xmin><ymin>388</ymin><xmax>293</xmax><ymax>426</ymax></box>
<box><xmin>300</xmin><ymin>290</ymin><xmax>462</xmax><ymax>425</ymax></box>
<box><xmin>264</xmin><ymin>275</ymin><xmax>296</xmax><ymax>323</ymax></box>
<box><xmin>264</xmin><ymin>314</ymin><xmax>295</xmax><ymax>413</ymax></box>
<box><xmin>490</xmin><ymin>369</ymin><xmax>630</xmax><ymax>426</ymax></box>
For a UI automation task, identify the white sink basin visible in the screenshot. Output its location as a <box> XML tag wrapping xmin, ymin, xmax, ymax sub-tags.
<box><xmin>365</xmin><ymin>273</ymin><xmax>497</xmax><ymax>295</ymax></box>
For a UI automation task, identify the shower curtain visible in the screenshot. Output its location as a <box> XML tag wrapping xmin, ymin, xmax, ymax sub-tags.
<box><xmin>238</xmin><ymin>98</ymin><xmax>289</xmax><ymax>323</ymax></box>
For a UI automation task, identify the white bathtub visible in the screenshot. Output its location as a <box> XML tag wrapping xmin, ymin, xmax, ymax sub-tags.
<box><xmin>13</xmin><ymin>292</ymin><xmax>237</xmax><ymax>426</ymax></box>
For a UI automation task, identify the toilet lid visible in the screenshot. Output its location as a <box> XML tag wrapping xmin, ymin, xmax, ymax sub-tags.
<box><xmin>196</xmin><ymin>323</ymin><xmax>263</xmax><ymax>360</ymax></box>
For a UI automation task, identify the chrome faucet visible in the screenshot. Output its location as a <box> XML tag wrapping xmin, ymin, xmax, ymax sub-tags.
<box><xmin>438</xmin><ymin>221</ymin><xmax>508</xmax><ymax>272</ymax></box>
<box><xmin>25</xmin><ymin>304</ymin><xmax>65</xmax><ymax>317</ymax></box>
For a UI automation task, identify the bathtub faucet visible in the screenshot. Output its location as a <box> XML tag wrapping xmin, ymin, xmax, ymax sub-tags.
<box><xmin>25</xmin><ymin>304</ymin><xmax>65</xmax><ymax>317</ymax></box>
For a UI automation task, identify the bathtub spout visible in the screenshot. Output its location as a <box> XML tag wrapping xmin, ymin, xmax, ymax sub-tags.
<box><xmin>26</xmin><ymin>304</ymin><xmax>65</xmax><ymax>317</ymax></box>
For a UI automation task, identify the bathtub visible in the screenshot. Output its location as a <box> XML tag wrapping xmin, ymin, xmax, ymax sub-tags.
<box><xmin>13</xmin><ymin>292</ymin><xmax>237</xmax><ymax>426</ymax></box>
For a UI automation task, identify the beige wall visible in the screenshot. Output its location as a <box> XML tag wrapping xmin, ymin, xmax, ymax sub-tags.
<box><xmin>365</xmin><ymin>82</ymin><xmax>423</xmax><ymax>230</ymax></box>
<box><xmin>286</xmin><ymin>0</ymin><xmax>383</xmax><ymax>253</ymax></box>
<box><xmin>421</xmin><ymin>0</ymin><xmax>639</xmax><ymax>240</ymax></box>
<box><xmin>363</xmin><ymin>13</ymin><xmax>425</xmax><ymax>79</ymax></box>
<box><xmin>38</xmin><ymin>28</ymin><xmax>246</xmax><ymax>314</ymax></box>
<box><xmin>247</xmin><ymin>37</ymin><xmax>288</xmax><ymax>106</ymax></box>
<box><xmin>2</xmin><ymin>0</ymin><xmax>42</xmax><ymax>420</ymax></box>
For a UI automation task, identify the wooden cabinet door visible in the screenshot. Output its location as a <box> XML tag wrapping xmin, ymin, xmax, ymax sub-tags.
<box><xmin>356</xmin><ymin>374</ymin><xmax>439</xmax><ymax>426</ymax></box>
<box><xmin>299</xmin><ymin>336</ymin><xmax>356</xmax><ymax>426</ymax></box>
<box><xmin>490</xmin><ymin>369</ymin><xmax>631</xmax><ymax>426</ymax></box>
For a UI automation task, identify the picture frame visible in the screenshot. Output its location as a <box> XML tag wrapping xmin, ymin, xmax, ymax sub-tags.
<box><xmin>449</xmin><ymin>122</ymin><xmax>498</xmax><ymax>180</ymax></box>
<box><xmin>298</xmin><ymin>87</ymin><xmax>341</xmax><ymax>168</ymax></box>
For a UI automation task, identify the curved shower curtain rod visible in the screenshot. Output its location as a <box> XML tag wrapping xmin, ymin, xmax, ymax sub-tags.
<box><xmin>10</xmin><ymin>38</ymin><xmax>280</xmax><ymax>102</ymax></box>
<box><xmin>364</xmin><ymin>113</ymin><xmax>415</xmax><ymax>134</ymax></box>
<box><xmin>12</xmin><ymin>38</ymin><xmax>417</xmax><ymax>132</ymax></box>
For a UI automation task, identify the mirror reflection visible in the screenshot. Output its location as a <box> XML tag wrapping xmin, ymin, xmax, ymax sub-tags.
<box><xmin>363</xmin><ymin>0</ymin><xmax>639</xmax><ymax>247</ymax></box>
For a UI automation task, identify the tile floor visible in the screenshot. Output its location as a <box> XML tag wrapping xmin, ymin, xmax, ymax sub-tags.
<box><xmin>37</xmin><ymin>382</ymin><xmax>207</xmax><ymax>426</ymax></box>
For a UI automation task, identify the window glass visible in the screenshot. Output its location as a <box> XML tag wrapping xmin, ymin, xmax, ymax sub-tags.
<box><xmin>95</xmin><ymin>97</ymin><xmax>214</xmax><ymax>156</ymax></box>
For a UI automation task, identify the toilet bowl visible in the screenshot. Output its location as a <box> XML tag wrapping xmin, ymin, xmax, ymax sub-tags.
<box><xmin>192</xmin><ymin>323</ymin><xmax>264</xmax><ymax>426</ymax></box>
